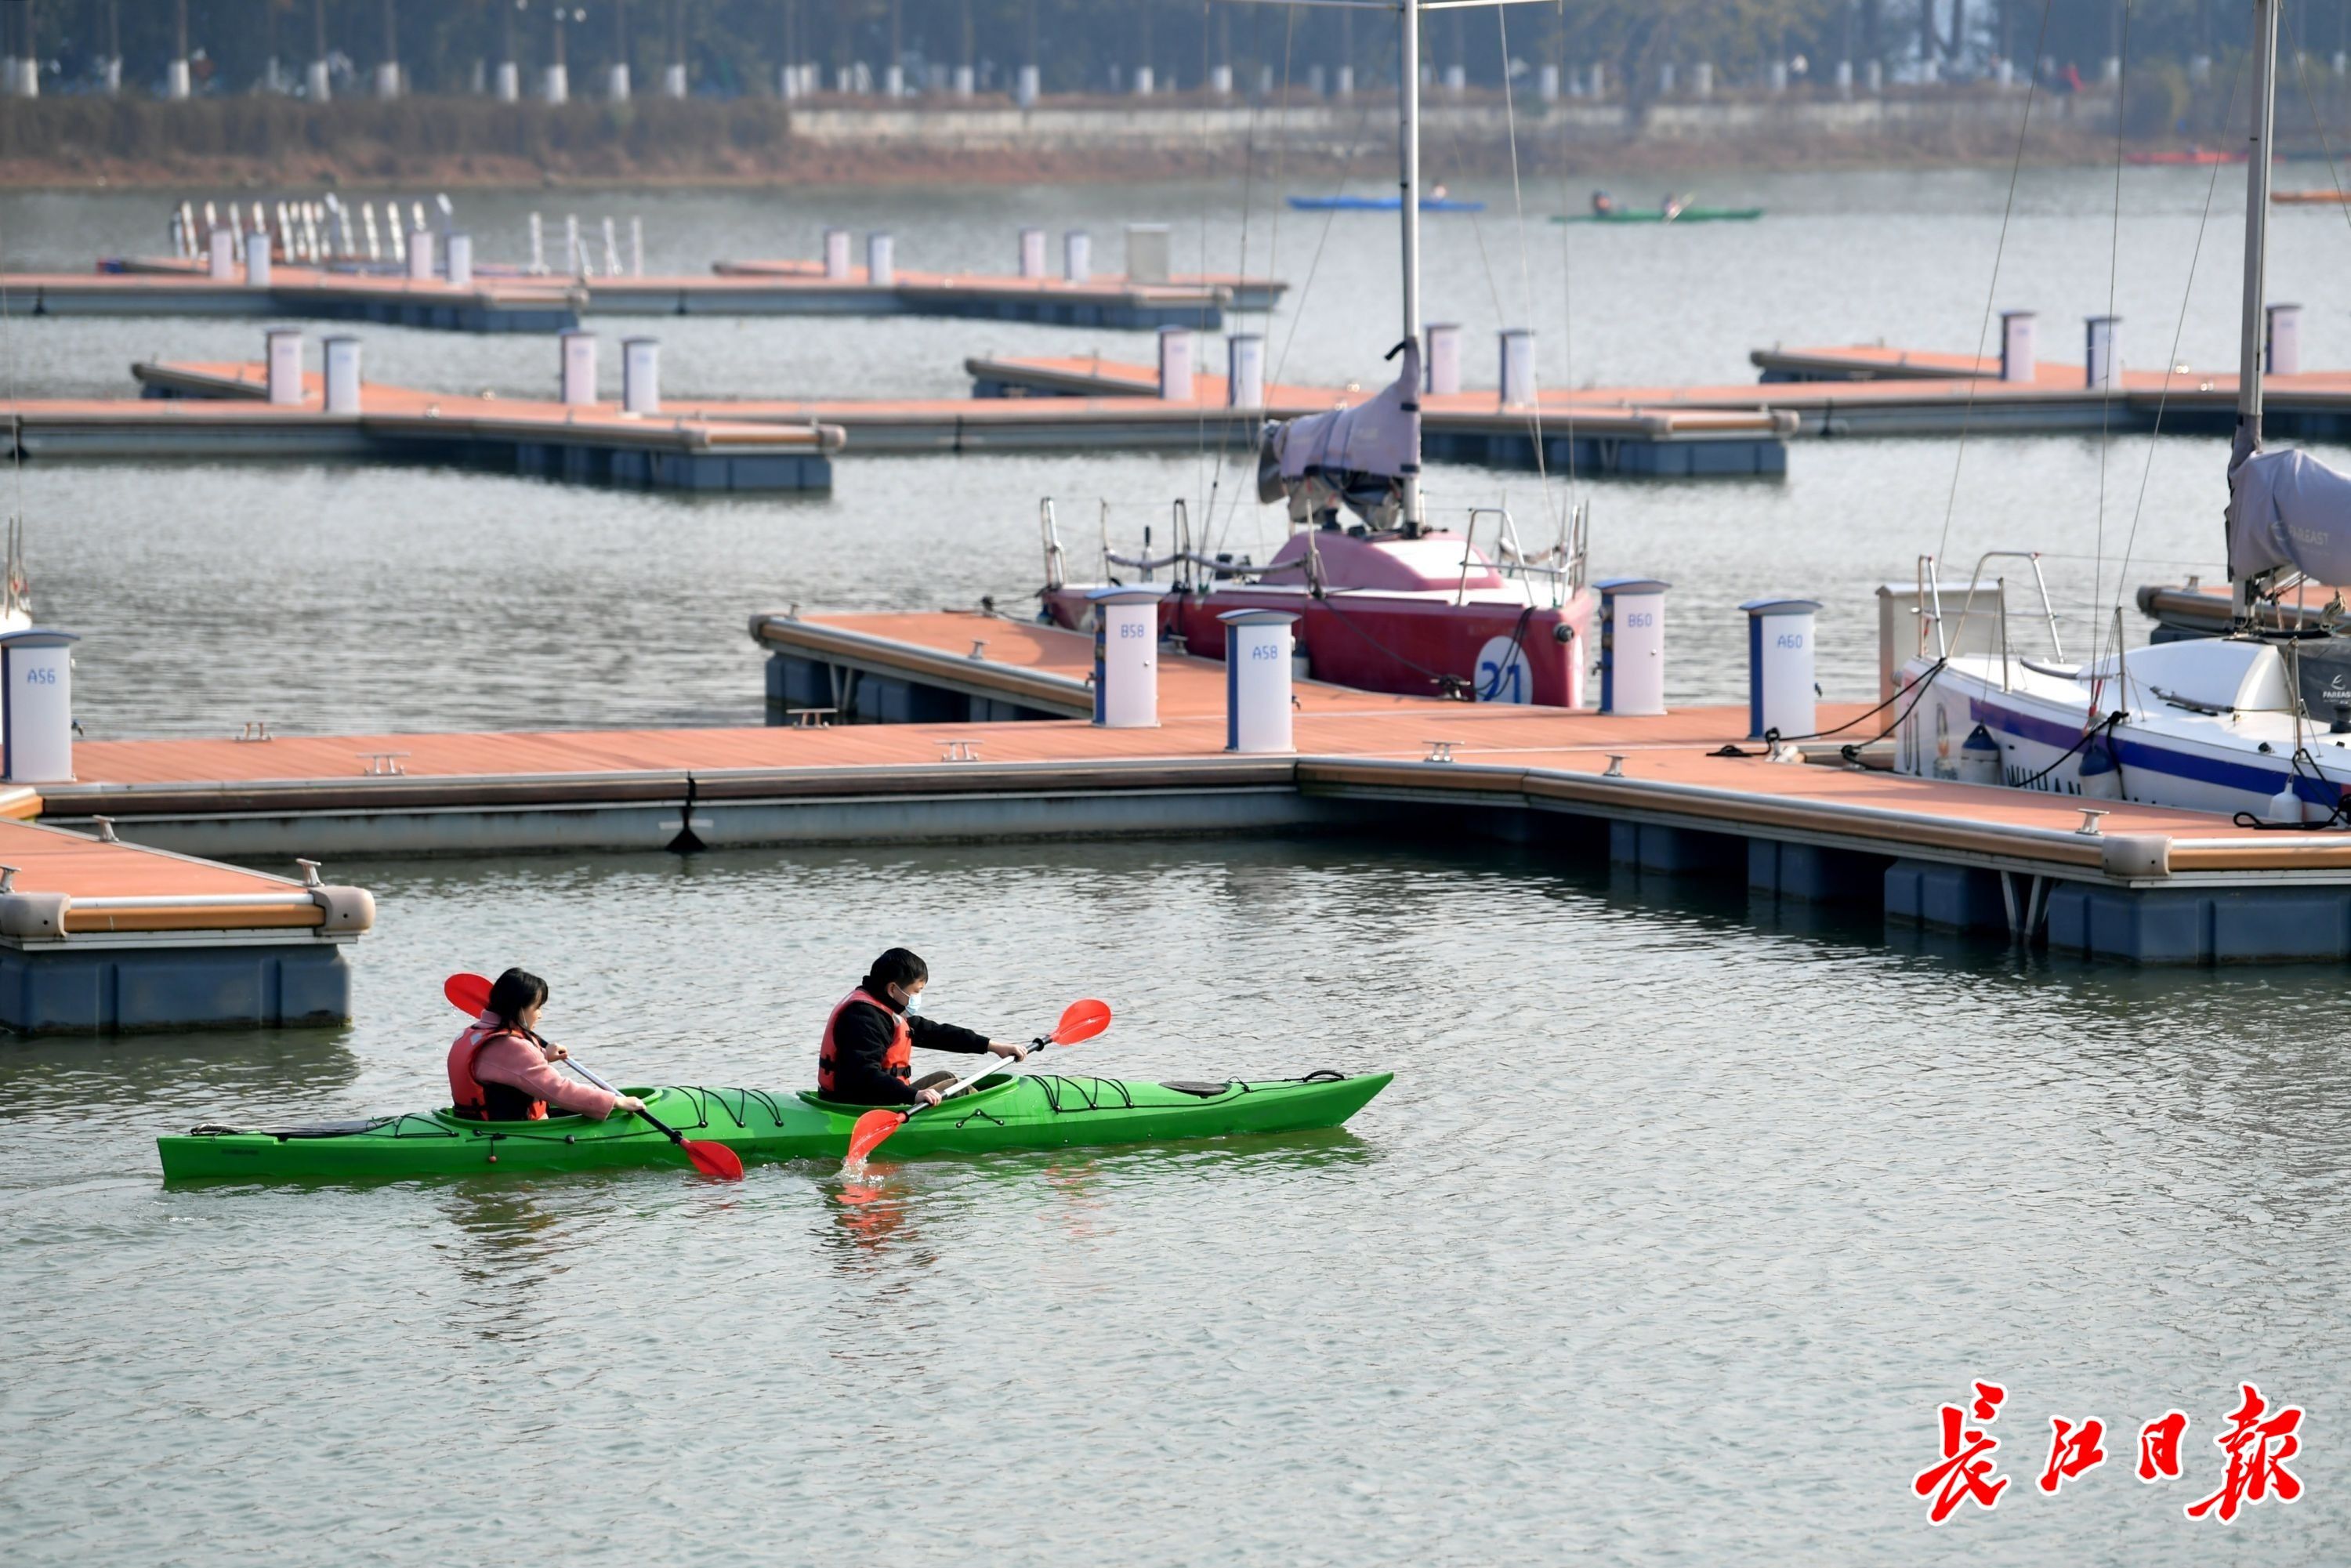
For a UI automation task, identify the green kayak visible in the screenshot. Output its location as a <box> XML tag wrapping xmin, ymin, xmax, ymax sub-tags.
<box><xmin>157</xmin><ymin>1070</ymin><xmax>1392</xmax><ymax>1182</ymax></box>
<box><xmin>1553</xmin><ymin>207</ymin><xmax>1764</xmax><ymax>224</ymax></box>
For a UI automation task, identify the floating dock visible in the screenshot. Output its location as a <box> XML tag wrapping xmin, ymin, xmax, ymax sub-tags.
<box><xmin>0</xmin><ymin>790</ymin><xmax>372</xmax><ymax>1034</ymax></box>
<box><xmin>30</xmin><ymin>610</ymin><xmax>2351</xmax><ymax>968</ymax></box>
<box><xmin>133</xmin><ymin>354</ymin><xmax>1784</xmax><ymax>473</ymax></box>
<box><xmin>37</xmin><ymin>263</ymin><xmax>578</xmax><ymax>332</ymax></box>
<box><xmin>972</xmin><ymin>343</ymin><xmax>2351</xmax><ymax>449</ymax></box>
<box><xmin>78</xmin><ymin>256</ymin><xmax>1273</xmax><ymax>331</ymax></box>
<box><xmin>9</xmin><ymin>360</ymin><xmax>846</xmax><ymax>493</ymax></box>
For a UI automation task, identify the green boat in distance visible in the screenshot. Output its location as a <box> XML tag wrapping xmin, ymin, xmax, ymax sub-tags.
<box><xmin>157</xmin><ymin>1071</ymin><xmax>1393</xmax><ymax>1182</ymax></box>
<box><xmin>1554</xmin><ymin>207</ymin><xmax>1765</xmax><ymax>224</ymax></box>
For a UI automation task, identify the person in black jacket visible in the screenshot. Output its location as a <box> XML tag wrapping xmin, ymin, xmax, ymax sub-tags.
<box><xmin>817</xmin><ymin>947</ymin><xmax>1028</xmax><ymax>1106</ymax></box>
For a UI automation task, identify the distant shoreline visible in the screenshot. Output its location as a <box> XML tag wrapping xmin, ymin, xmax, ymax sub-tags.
<box><xmin>0</xmin><ymin>90</ymin><xmax>2224</xmax><ymax>191</ymax></box>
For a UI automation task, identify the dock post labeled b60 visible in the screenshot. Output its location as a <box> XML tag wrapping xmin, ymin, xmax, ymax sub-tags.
<box><xmin>1089</xmin><ymin>585</ymin><xmax>1168</xmax><ymax>728</ymax></box>
<box><xmin>1741</xmin><ymin>596</ymin><xmax>1820</xmax><ymax>741</ymax></box>
<box><xmin>1596</xmin><ymin>577</ymin><xmax>1669</xmax><ymax>717</ymax></box>
<box><xmin>1220</xmin><ymin>608</ymin><xmax>1299</xmax><ymax>754</ymax></box>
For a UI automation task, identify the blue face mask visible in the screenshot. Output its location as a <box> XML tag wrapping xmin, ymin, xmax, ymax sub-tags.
<box><xmin>899</xmin><ymin>987</ymin><xmax>924</xmax><ymax>1014</ymax></box>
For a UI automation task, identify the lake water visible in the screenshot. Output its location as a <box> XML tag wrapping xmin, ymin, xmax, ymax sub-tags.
<box><xmin>0</xmin><ymin>168</ymin><xmax>2344</xmax><ymax>1562</ymax></box>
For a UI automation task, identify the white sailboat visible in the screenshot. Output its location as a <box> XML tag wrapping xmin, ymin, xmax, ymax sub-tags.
<box><xmin>1895</xmin><ymin>0</ymin><xmax>2351</xmax><ymax>826</ymax></box>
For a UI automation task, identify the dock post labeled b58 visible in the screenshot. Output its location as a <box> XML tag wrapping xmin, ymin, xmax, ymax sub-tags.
<box><xmin>1089</xmin><ymin>585</ymin><xmax>1168</xmax><ymax>728</ymax></box>
<box><xmin>1597</xmin><ymin>577</ymin><xmax>1669</xmax><ymax>717</ymax></box>
<box><xmin>1220</xmin><ymin>608</ymin><xmax>1299</xmax><ymax>754</ymax></box>
<box><xmin>1741</xmin><ymin>596</ymin><xmax>1820</xmax><ymax>741</ymax></box>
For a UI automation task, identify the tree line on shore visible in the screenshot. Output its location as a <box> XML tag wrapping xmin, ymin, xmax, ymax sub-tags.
<box><xmin>3</xmin><ymin>2</ymin><xmax>2342</xmax><ymax>107</ymax></box>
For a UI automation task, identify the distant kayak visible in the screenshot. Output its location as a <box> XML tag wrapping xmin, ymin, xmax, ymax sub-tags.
<box><xmin>158</xmin><ymin>1071</ymin><xmax>1393</xmax><ymax>1181</ymax></box>
<box><xmin>2125</xmin><ymin>147</ymin><xmax>2283</xmax><ymax>165</ymax></box>
<box><xmin>1554</xmin><ymin>207</ymin><xmax>1764</xmax><ymax>225</ymax></box>
<box><xmin>2273</xmin><ymin>188</ymin><xmax>2351</xmax><ymax>205</ymax></box>
<box><xmin>1287</xmin><ymin>194</ymin><xmax>1487</xmax><ymax>212</ymax></box>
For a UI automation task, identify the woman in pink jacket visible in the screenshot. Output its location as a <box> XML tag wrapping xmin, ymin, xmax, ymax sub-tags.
<box><xmin>447</xmin><ymin>968</ymin><xmax>645</xmax><ymax>1121</ymax></box>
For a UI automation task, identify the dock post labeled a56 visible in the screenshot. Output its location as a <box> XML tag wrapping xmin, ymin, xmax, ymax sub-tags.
<box><xmin>1741</xmin><ymin>596</ymin><xmax>1820</xmax><ymax>741</ymax></box>
<box><xmin>0</xmin><ymin>628</ymin><xmax>78</xmax><ymax>783</ymax></box>
<box><xmin>1220</xmin><ymin>608</ymin><xmax>1299</xmax><ymax>754</ymax></box>
<box><xmin>1090</xmin><ymin>585</ymin><xmax>1168</xmax><ymax>728</ymax></box>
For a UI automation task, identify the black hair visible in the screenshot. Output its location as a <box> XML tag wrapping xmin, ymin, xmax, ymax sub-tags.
<box><xmin>486</xmin><ymin>967</ymin><xmax>549</xmax><ymax>1030</ymax></box>
<box><xmin>862</xmin><ymin>947</ymin><xmax>928</xmax><ymax>998</ymax></box>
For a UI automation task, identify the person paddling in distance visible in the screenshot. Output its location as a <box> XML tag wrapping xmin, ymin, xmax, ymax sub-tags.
<box><xmin>448</xmin><ymin>967</ymin><xmax>647</xmax><ymax>1122</ymax></box>
<box><xmin>820</xmin><ymin>947</ymin><xmax>1029</xmax><ymax>1107</ymax></box>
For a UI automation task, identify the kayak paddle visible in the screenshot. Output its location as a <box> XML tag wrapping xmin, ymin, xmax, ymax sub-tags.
<box><xmin>441</xmin><ymin>970</ymin><xmax>745</xmax><ymax>1181</ymax></box>
<box><xmin>844</xmin><ymin>997</ymin><xmax>1113</xmax><ymax>1166</ymax></box>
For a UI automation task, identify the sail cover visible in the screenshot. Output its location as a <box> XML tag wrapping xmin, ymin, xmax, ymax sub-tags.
<box><xmin>2228</xmin><ymin>446</ymin><xmax>2351</xmax><ymax>584</ymax></box>
<box><xmin>1257</xmin><ymin>340</ymin><xmax>1421</xmax><ymax>529</ymax></box>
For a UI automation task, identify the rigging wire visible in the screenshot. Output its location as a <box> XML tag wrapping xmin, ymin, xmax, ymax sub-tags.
<box><xmin>2088</xmin><ymin>0</ymin><xmax>2132</xmax><ymax>697</ymax></box>
<box><xmin>1492</xmin><ymin>5</ymin><xmax>1559</xmax><ymax>541</ymax></box>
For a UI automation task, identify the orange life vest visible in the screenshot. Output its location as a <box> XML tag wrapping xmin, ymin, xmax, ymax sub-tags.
<box><xmin>817</xmin><ymin>987</ymin><xmax>911</xmax><ymax>1095</ymax></box>
<box><xmin>447</xmin><ymin>1019</ymin><xmax>549</xmax><ymax>1121</ymax></box>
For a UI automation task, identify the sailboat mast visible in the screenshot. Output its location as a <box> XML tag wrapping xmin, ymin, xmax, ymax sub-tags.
<box><xmin>1399</xmin><ymin>0</ymin><xmax>1423</xmax><ymax>531</ymax></box>
<box><xmin>2236</xmin><ymin>0</ymin><xmax>2280</xmax><ymax>470</ymax></box>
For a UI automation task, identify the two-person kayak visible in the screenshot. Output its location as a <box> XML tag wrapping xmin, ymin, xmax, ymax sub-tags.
<box><xmin>1554</xmin><ymin>206</ymin><xmax>1763</xmax><ymax>224</ymax></box>
<box><xmin>157</xmin><ymin>1070</ymin><xmax>1393</xmax><ymax>1182</ymax></box>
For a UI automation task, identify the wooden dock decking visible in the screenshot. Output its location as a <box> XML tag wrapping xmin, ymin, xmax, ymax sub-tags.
<box><xmin>3</xmin><ymin>360</ymin><xmax>843</xmax><ymax>493</ymax></box>
<box><xmin>125</xmin><ymin>356</ymin><xmax>1785</xmax><ymax>474</ymax></box>
<box><xmin>974</xmin><ymin>344</ymin><xmax>2351</xmax><ymax>445</ymax></box>
<box><xmin>79</xmin><ymin>255</ymin><xmax>1280</xmax><ymax>331</ymax></box>
<box><xmin>31</xmin><ymin>609</ymin><xmax>2351</xmax><ymax>966</ymax></box>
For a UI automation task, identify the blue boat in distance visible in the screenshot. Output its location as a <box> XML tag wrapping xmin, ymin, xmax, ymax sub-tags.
<box><xmin>1287</xmin><ymin>194</ymin><xmax>1486</xmax><ymax>213</ymax></box>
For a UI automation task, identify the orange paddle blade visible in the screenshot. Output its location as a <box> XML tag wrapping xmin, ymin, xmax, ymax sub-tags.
<box><xmin>681</xmin><ymin>1139</ymin><xmax>746</xmax><ymax>1181</ymax></box>
<box><xmin>1049</xmin><ymin>998</ymin><xmax>1113</xmax><ymax>1046</ymax></box>
<box><xmin>444</xmin><ymin>972</ymin><xmax>493</xmax><ymax>1015</ymax></box>
<box><xmin>845</xmin><ymin>1108</ymin><xmax>908</xmax><ymax>1165</ymax></box>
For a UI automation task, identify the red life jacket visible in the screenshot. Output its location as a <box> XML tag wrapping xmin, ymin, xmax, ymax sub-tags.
<box><xmin>447</xmin><ymin>1019</ymin><xmax>549</xmax><ymax>1121</ymax></box>
<box><xmin>817</xmin><ymin>987</ymin><xmax>911</xmax><ymax>1096</ymax></box>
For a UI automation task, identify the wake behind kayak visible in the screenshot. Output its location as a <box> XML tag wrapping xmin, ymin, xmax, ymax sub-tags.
<box><xmin>158</xmin><ymin>1071</ymin><xmax>1393</xmax><ymax>1182</ymax></box>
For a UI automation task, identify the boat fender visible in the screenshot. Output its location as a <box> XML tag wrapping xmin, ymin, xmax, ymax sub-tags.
<box><xmin>2264</xmin><ymin>784</ymin><xmax>2308</xmax><ymax>827</ymax></box>
<box><xmin>0</xmin><ymin>890</ymin><xmax>69</xmax><ymax>939</ymax></box>
<box><xmin>309</xmin><ymin>885</ymin><xmax>375</xmax><ymax>933</ymax></box>
<box><xmin>2099</xmin><ymin>834</ymin><xmax>2172</xmax><ymax>880</ymax></box>
<box><xmin>1958</xmin><ymin>724</ymin><xmax>2003</xmax><ymax>787</ymax></box>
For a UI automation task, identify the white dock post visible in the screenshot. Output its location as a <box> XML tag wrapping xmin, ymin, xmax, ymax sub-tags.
<box><xmin>663</xmin><ymin>63</ymin><xmax>686</xmax><ymax>98</ymax></box>
<box><xmin>1063</xmin><ymin>230</ymin><xmax>1092</xmax><ymax>284</ymax></box>
<box><xmin>1866</xmin><ymin>60</ymin><xmax>1883</xmax><ymax>93</ymax></box>
<box><xmin>1016</xmin><ymin>63</ymin><xmax>1040</xmax><ymax>107</ymax></box>
<box><xmin>1226</xmin><ymin>334</ymin><xmax>1265</xmax><ymax>407</ymax></box>
<box><xmin>168</xmin><ymin>58</ymin><xmax>192</xmax><ymax>100</ymax></box>
<box><xmin>245</xmin><ymin>231</ymin><xmax>273</xmax><ymax>289</ymax></box>
<box><xmin>446</xmin><ymin>233</ymin><xmax>473</xmax><ymax>288</ymax></box>
<box><xmin>1133</xmin><ymin>66</ymin><xmax>1155</xmax><ymax>96</ymax></box>
<box><xmin>1335</xmin><ymin>65</ymin><xmax>1355</xmax><ymax>97</ymax></box>
<box><xmin>953</xmin><ymin>64</ymin><xmax>974</xmax><ymax>97</ymax></box>
<box><xmin>1498</xmin><ymin>328</ymin><xmax>1536</xmax><ymax>408</ymax></box>
<box><xmin>1768</xmin><ymin>59</ymin><xmax>1789</xmax><ymax>92</ymax></box>
<box><xmin>528</xmin><ymin>212</ymin><xmax>545</xmax><ymax>273</ymax></box>
<box><xmin>2267</xmin><ymin>302</ymin><xmax>2303</xmax><ymax>376</ymax></box>
<box><xmin>1157</xmin><ymin>328</ymin><xmax>1194</xmax><ymax>401</ymax></box>
<box><xmin>622</xmin><ymin>338</ymin><xmax>660</xmax><ymax>415</ymax></box>
<box><xmin>1425</xmin><ymin>323</ymin><xmax>1462</xmax><ymax>395</ymax></box>
<box><xmin>0</xmin><ymin>628</ymin><xmax>79</xmax><ymax>784</ymax></box>
<box><xmin>309</xmin><ymin>58</ymin><xmax>332</xmax><ymax>103</ymax></box>
<box><xmin>1018</xmin><ymin>227</ymin><xmax>1047</xmax><ymax>280</ymax></box>
<box><xmin>376</xmin><ymin>61</ymin><xmax>401</xmax><ymax>99</ymax></box>
<box><xmin>1538</xmin><ymin>63</ymin><xmax>1559</xmax><ymax>100</ymax></box>
<box><xmin>1308</xmin><ymin>64</ymin><xmax>1327</xmax><ymax>96</ymax></box>
<box><xmin>1210</xmin><ymin>63</ymin><xmax>1233</xmax><ymax>96</ymax></box>
<box><xmin>544</xmin><ymin>62</ymin><xmax>568</xmax><ymax>104</ymax></box>
<box><xmin>866</xmin><ymin>232</ymin><xmax>894</xmax><ymax>287</ymax></box>
<box><xmin>1220</xmin><ymin>610</ymin><xmax>1299</xmax><ymax>754</ymax></box>
<box><xmin>559</xmin><ymin>329</ymin><xmax>598</xmax><ymax>405</ymax></box>
<box><xmin>208</xmin><ymin>226</ymin><xmax>237</xmax><ymax>281</ymax></box>
<box><xmin>1598</xmin><ymin>577</ymin><xmax>1670</xmax><ymax>717</ymax></box>
<box><xmin>406</xmin><ymin>227</ymin><xmax>435</xmax><ymax>281</ymax></box>
<box><xmin>324</xmin><ymin>336</ymin><xmax>362</xmax><ymax>414</ymax></box>
<box><xmin>1089</xmin><ymin>585</ymin><xmax>1167</xmax><ymax>728</ymax></box>
<box><xmin>1445</xmin><ymin>63</ymin><xmax>1467</xmax><ymax>95</ymax></box>
<box><xmin>823</xmin><ymin>228</ymin><xmax>852</xmax><ymax>281</ymax></box>
<box><xmin>265</xmin><ymin>328</ymin><xmax>305</xmax><ymax>406</ymax></box>
<box><xmin>1836</xmin><ymin>59</ymin><xmax>1854</xmax><ymax>96</ymax></box>
<box><xmin>2000</xmin><ymin>310</ymin><xmax>2037</xmax><ymax>382</ymax></box>
<box><xmin>495</xmin><ymin>60</ymin><xmax>519</xmax><ymax>100</ymax></box>
<box><xmin>630</xmin><ymin>215</ymin><xmax>644</xmax><ymax>277</ymax></box>
<box><xmin>1694</xmin><ymin>61</ymin><xmax>1714</xmax><ymax>98</ymax></box>
<box><xmin>2084</xmin><ymin>315</ymin><xmax>2120</xmax><ymax>390</ymax></box>
<box><xmin>1743</xmin><ymin>597</ymin><xmax>1820</xmax><ymax>740</ymax></box>
<box><xmin>1125</xmin><ymin>223</ymin><xmax>1172</xmax><ymax>284</ymax></box>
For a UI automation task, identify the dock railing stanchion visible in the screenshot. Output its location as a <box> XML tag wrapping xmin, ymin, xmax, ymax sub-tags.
<box><xmin>1089</xmin><ymin>585</ymin><xmax>1168</xmax><ymax>728</ymax></box>
<box><xmin>1220</xmin><ymin>610</ymin><xmax>1301</xmax><ymax>754</ymax></box>
<box><xmin>1597</xmin><ymin>577</ymin><xmax>1670</xmax><ymax>717</ymax></box>
<box><xmin>1742</xmin><ymin>597</ymin><xmax>1821</xmax><ymax>741</ymax></box>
